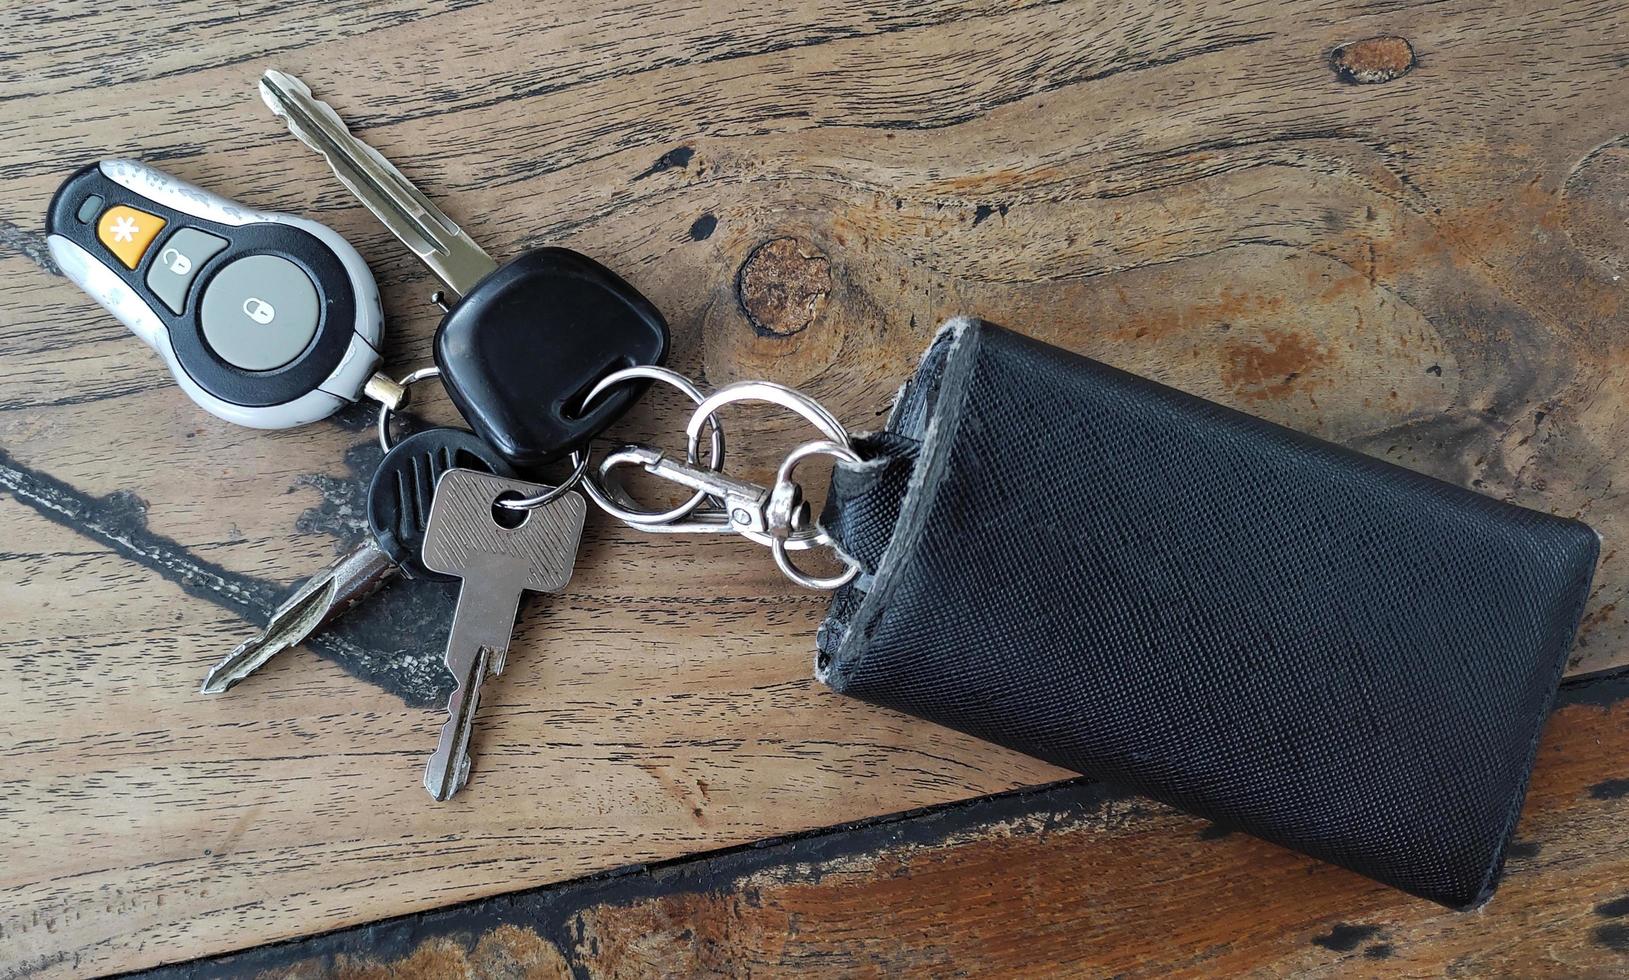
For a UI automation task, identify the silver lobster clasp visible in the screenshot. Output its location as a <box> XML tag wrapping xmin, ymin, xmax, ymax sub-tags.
<box><xmin>573</xmin><ymin>369</ymin><xmax>865</xmax><ymax>589</ymax></box>
<box><xmin>597</xmin><ymin>444</ymin><xmax>811</xmax><ymax>539</ymax></box>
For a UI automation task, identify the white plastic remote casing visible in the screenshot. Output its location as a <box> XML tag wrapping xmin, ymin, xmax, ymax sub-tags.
<box><xmin>46</xmin><ymin>159</ymin><xmax>383</xmax><ymax>428</ymax></box>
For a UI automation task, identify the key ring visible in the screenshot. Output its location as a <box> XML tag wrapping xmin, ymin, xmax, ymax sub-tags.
<box><xmin>657</xmin><ymin>379</ymin><xmax>861</xmax><ymax>587</ymax></box>
<box><xmin>558</xmin><ymin>365</ymin><xmax>727</xmax><ymax>523</ymax></box>
<box><xmin>497</xmin><ymin>365</ymin><xmax>725</xmax><ymax>512</ymax></box>
<box><xmin>542</xmin><ymin>368</ymin><xmax>863</xmax><ymax>590</ymax></box>
<box><xmin>376</xmin><ymin>365</ymin><xmax>588</xmax><ymax>510</ymax></box>
<box><xmin>491</xmin><ymin>451</ymin><xmax>592</xmax><ymax>510</ymax></box>
<box><xmin>684</xmin><ymin>380</ymin><xmax>850</xmax><ymax>457</ymax></box>
<box><xmin>769</xmin><ymin>440</ymin><xmax>862</xmax><ymax>590</ymax></box>
<box><xmin>376</xmin><ymin>366</ymin><xmax>444</xmax><ymax>452</ymax></box>
<box><xmin>588</xmin><ymin>379</ymin><xmax>850</xmax><ymax>544</ymax></box>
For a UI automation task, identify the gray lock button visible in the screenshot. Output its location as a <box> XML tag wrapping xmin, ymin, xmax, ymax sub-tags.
<box><xmin>199</xmin><ymin>254</ymin><xmax>320</xmax><ymax>371</ymax></box>
<box><xmin>145</xmin><ymin>227</ymin><xmax>228</xmax><ymax>314</ymax></box>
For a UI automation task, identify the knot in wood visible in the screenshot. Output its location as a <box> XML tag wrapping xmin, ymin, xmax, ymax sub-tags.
<box><xmin>736</xmin><ymin>237</ymin><xmax>832</xmax><ymax>338</ymax></box>
<box><xmin>1330</xmin><ymin>36</ymin><xmax>1416</xmax><ymax>84</ymax></box>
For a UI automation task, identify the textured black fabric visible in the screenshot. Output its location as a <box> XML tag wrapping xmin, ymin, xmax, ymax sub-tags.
<box><xmin>817</xmin><ymin>318</ymin><xmax>1599</xmax><ymax>909</ymax></box>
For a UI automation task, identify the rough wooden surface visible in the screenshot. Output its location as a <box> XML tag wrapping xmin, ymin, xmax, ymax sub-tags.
<box><xmin>1</xmin><ymin>0</ymin><xmax>1626</xmax><ymax>974</ymax></box>
<box><xmin>143</xmin><ymin>672</ymin><xmax>1629</xmax><ymax>978</ymax></box>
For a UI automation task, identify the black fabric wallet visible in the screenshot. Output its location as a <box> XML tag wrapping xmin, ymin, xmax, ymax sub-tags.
<box><xmin>816</xmin><ymin>317</ymin><xmax>1599</xmax><ymax>908</ymax></box>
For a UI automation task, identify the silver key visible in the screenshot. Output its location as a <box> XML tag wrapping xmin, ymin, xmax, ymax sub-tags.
<box><xmin>419</xmin><ymin>469</ymin><xmax>585</xmax><ymax>801</ymax></box>
<box><xmin>259</xmin><ymin>69</ymin><xmax>498</xmax><ymax>299</ymax></box>
<box><xmin>201</xmin><ymin>544</ymin><xmax>396</xmax><ymax>694</ymax></box>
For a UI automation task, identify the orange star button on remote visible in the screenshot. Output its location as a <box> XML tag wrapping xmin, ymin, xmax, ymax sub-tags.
<box><xmin>96</xmin><ymin>204</ymin><xmax>167</xmax><ymax>269</ymax></box>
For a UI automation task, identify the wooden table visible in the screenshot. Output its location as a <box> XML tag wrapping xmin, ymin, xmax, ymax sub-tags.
<box><xmin>2</xmin><ymin>1</ymin><xmax>1627</xmax><ymax>976</ymax></box>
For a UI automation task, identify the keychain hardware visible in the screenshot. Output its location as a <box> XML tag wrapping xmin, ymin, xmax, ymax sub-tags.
<box><xmin>376</xmin><ymin>365</ymin><xmax>445</xmax><ymax>451</ymax></box>
<box><xmin>768</xmin><ymin>440</ymin><xmax>863</xmax><ymax>590</ymax></box>
<box><xmin>570</xmin><ymin>372</ymin><xmax>863</xmax><ymax>590</ymax></box>
<box><xmin>372</xmin><ymin>360</ymin><xmax>862</xmax><ymax>588</ymax></box>
<box><xmin>375</xmin><ymin>363</ymin><xmax>589</xmax><ymax>507</ymax></box>
<box><xmin>564</xmin><ymin>365</ymin><xmax>725</xmax><ymax>524</ymax></box>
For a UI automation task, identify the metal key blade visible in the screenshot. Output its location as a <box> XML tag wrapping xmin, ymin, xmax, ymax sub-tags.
<box><xmin>425</xmin><ymin>645</ymin><xmax>487</xmax><ymax>801</ymax></box>
<box><xmin>201</xmin><ymin>544</ymin><xmax>398</xmax><ymax>694</ymax></box>
<box><xmin>258</xmin><ymin>69</ymin><xmax>498</xmax><ymax>298</ymax></box>
<box><xmin>423</xmin><ymin>562</ymin><xmax>525</xmax><ymax>801</ymax></box>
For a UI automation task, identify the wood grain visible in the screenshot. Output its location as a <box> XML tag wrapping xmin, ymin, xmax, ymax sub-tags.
<box><xmin>1</xmin><ymin>0</ymin><xmax>1626</xmax><ymax>974</ymax></box>
<box><xmin>139</xmin><ymin>673</ymin><xmax>1629</xmax><ymax>978</ymax></box>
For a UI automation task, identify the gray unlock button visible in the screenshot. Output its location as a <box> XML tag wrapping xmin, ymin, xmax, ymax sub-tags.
<box><xmin>242</xmin><ymin>297</ymin><xmax>276</xmax><ymax>324</ymax></box>
<box><xmin>145</xmin><ymin>227</ymin><xmax>228</xmax><ymax>314</ymax></box>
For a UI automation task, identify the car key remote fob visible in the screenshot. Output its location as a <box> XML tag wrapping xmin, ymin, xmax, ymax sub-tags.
<box><xmin>45</xmin><ymin>159</ymin><xmax>384</xmax><ymax>428</ymax></box>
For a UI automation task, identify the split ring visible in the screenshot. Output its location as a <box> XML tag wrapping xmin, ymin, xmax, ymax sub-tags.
<box><xmin>537</xmin><ymin>365</ymin><xmax>725</xmax><ymax>520</ymax></box>
<box><xmin>768</xmin><ymin>440</ymin><xmax>863</xmax><ymax>590</ymax></box>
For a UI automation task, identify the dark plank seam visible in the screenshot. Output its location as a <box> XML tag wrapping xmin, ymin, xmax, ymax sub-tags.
<box><xmin>124</xmin><ymin>667</ymin><xmax>1629</xmax><ymax>979</ymax></box>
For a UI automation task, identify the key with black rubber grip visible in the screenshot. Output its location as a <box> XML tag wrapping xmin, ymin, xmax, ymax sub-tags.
<box><xmin>200</xmin><ymin>427</ymin><xmax>513</xmax><ymax>694</ymax></box>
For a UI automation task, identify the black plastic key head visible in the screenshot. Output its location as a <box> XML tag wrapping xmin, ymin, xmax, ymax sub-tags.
<box><xmin>367</xmin><ymin>427</ymin><xmax>514</xmax><ymax>580</ymax></box>
<box><xmin>434</xmin><ymin>247</ymin><xmax>669</xmax><ymax>469</ymax></box>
